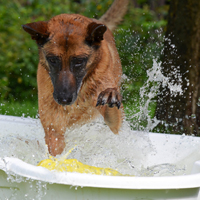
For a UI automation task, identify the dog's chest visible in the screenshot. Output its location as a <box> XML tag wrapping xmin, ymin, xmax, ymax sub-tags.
<box><xmin>61</xmin><ymin>101</ymin><xmax>100</xmax><ymax>127</ymax></box>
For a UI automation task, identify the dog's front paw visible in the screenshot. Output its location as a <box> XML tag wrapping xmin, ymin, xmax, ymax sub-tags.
<box><xmin>96</xmin><ymin>88</ymin><xmax>122</xmax><ymax>109</ymax></box>
<box><xmin>45</xmin><ymin>132</ymin><xmax>66</xmax><ymax>156</ymax></box>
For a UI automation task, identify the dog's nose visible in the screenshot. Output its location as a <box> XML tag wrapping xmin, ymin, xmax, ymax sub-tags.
<box><xmin>56</xmin><ymin>96</ymin><xmax>73</xmax><ymax>106</ymax></box>
<box><xmin>59</xmin><ymin>97</ymin><xmax>73</xmax><ymax>105</ymax></box>
<box><xmin>53</xmin><ymin>92</ymin><xmax>75</xmax><ymax>106</ymax></box>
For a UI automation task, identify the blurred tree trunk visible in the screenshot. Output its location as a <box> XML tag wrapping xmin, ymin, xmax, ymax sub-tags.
<box><xmin>155</xmin><ymin>0</ymin><xmax>200</xmax><ymax>135</ymax></box>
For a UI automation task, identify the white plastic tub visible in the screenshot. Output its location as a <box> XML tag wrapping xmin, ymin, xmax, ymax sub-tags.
<box><xmin>1</xmin><ymin>115</ymin><xmax>200</xmax><ymax>200</ymax></box>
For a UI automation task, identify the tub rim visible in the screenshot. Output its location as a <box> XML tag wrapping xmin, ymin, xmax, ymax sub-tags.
<box><xmin>1</xmin><ymin>156</ymin><xmax>200</xmax><ymax>190</ymax></box>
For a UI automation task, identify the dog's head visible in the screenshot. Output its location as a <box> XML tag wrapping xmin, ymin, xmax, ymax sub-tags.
<box><xmin>22</xmin><ymin>14</ymin><xmax>107</xmax><ymax>106</ymax></box>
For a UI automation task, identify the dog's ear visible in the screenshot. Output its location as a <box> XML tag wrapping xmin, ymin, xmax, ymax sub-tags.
<box><xmin>22</xmin><ymin>21</ymin><xmax>49</xmax><ymax>46</ymax></box>
<box><xmin>86</xmin><ymin>22</ymin><xmax>107</xmax><ymax>45</ymax></box>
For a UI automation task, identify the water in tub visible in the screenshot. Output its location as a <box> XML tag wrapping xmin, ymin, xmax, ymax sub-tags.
<box><xmin>1</xmin><ymin>60</ymin><xmax>200</xmax><ymax>178</ymax></box>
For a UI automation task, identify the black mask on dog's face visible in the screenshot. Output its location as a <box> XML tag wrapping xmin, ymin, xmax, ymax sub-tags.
<box><xmin>22</xmin><ymin>18</ymin><xmax>107</xmax><ymax>106</ymax></box>
<box><xmin>46</xmin><ymin>55</ymin><xmax>88</xmax><ymax>106</ymax></box>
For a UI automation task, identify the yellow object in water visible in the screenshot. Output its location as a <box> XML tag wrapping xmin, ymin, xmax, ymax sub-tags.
<box><xmin>38</xmin><ymin>158</ymin><xmax>122</xmax><ymax>176</ymax></box>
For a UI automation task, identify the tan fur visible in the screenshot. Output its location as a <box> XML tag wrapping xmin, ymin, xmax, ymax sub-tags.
<box><xmin>100</xmin><ymin>0</ymin><xmax>129</xmax><ymax>31</ymax></box>
<box><xmin>23</xmin><ymin>0</ymin><xmax>128</xmax><ymax>156</ymax></box>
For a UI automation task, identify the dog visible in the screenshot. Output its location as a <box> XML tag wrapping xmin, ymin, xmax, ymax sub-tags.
<box><xmin>22</xmin><ymin>0</ymin><xmax>129</xmax><ymax>156</ymax></box>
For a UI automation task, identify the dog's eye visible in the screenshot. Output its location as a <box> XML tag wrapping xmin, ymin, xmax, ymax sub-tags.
<box><xmin>71</xmin><ymin>57</ymin><xmax>87</xmax><ymax>69</ymax></box>
<box><xmin>70</xmin><ymin>57</ymin><xmax>88</xmax><ymax>73</ymax></box>
<box><xmin>74</xmin><ymin>59</ymin><xmax>84</xmax><ymax>67</ymax></box>
<box><xmin>47</xmin><ymin>57</ymin><xmax>60</xmax><ymax>65</ymax></box>
<box><xmin>49</xmin><ymin>58</ymin><xmax>56</xmax><ymax>63</ymax></box>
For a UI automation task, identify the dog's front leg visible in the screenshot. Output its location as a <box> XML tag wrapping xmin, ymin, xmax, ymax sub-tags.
<box><xmin>43</xmin><ymin>124</ymin><xmax>66</xmax><ymax>156</ymax></box>
<box><xmin>96</xmin><ymin>88</ymin><xmax>123</xmax><ymax>134</ymax></box>
<box><xmin>40</xmin><ymin>112</ymin><xmax>66</xmax><ymax>156</ymax></box>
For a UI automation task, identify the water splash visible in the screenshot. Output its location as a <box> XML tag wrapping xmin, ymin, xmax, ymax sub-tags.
<box><xmin>5</xmin><ymin>170</ymin><xmax>47</xmax><ymax>200</ymax></box>
<box><xmin>128</xmin><ymin>60</ymin><xmax>183</xmax><ymax>132</ymax></box>
<box><xmin>59</xmin><ymin>118</ymin><xmax>153</xmax><ymax>176</ymax></box>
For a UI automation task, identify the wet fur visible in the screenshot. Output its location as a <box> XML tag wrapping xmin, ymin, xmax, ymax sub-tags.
<box><xmin>23</xmin><ymin>0</ymin><xmax>128</xmax><ymax>156</ymax></box>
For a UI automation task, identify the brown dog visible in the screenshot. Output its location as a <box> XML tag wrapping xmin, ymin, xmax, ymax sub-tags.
<box><xmin>22</xmin><ymin>0</ymin><xmax>129</xmax><ymax>156</ymax></box>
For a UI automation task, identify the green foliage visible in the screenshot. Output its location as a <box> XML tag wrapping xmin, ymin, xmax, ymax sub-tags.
<box><xmin>0</xmin><ymin>0</ymin><xmax>168</xmax><ymax>120</ymax></box>
<box><xmin>0</xmin><ymin>100</ymin><xmax>38</xmax><ymax>118</ymax></box>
